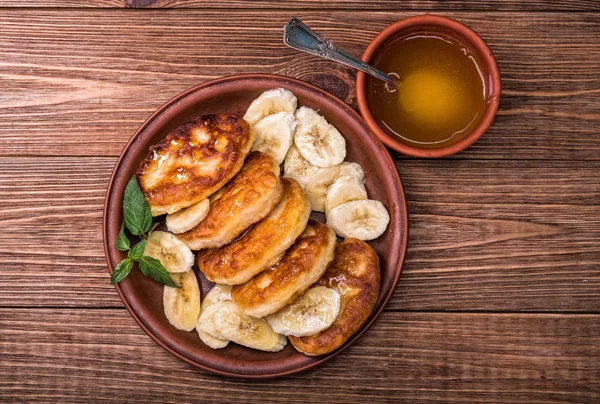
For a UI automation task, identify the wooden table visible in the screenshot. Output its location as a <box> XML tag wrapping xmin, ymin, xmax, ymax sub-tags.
<box><xmin>1</xmin><ymin>1</ymin><xmax>599</xmax><ymax>402</ymax></box>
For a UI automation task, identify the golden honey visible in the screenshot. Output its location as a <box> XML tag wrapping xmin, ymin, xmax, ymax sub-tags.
<box><xmin>367</xmin><ymin>34</ymin><xmax>486</xmax><ymax>148</ymax></box>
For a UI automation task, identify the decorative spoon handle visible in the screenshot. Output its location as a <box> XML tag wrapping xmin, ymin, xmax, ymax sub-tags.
<box><xmin>283</xmin><ymin>17</ymin><xmax>397</xmax><ymax>88</ymax></box>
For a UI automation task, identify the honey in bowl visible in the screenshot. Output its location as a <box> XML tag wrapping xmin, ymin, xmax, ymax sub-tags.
<box><xmin>367</xmin><ymin>34</ymin><xmax>487</xmax><ymax>148</ymax></box>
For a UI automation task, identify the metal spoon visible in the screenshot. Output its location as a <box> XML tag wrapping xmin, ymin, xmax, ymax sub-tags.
<box><xmin>283</xmin><ymin>17</ymin><xmax>399</xmax><ymax>89</ymax></box>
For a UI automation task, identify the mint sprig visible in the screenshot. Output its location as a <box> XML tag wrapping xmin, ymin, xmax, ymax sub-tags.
<box><xmin>110</xmin><ymin>175</ymin><xmax>180</xmax><ymax>288</ymax></box>
<box><xmin>128</xmin><ymin>240</ymin><xmax>146</xmax><ymax>261</ymax></box>
<box><xmin>139</xmin><ymin>256</ymin><xmax>179</xmax><ymax>288</ymax></box>
<box><xmin>110</xmin><ymin>258</ymin><xmax>133</xmax><ymax>284</ymax></box>
<box><xmin>123</xmin><ymin>177</ymin><xmax>152</xmax><ymax>236</ymax></box>
<box><xmin>116</xmin><ymin>222</ymin><xmax>130</xmax><ymax>251</ymax></box>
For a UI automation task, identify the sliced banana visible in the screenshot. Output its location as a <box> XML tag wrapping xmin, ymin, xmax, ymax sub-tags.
<box><xmin>213</xmin><ymin>301</ymin><xmax>287</xmax><ymax>352</ymax></box>
<box><xmin>338</xmin><ymin>162</ymin><xmax>365</xmax><ymax>183</ymax></box>
<box><xmin>266</xmin><ymin>286</ymin><xmax>341</xmax><ymax>337</ymax></box>
<box><xmin>198</xmin><ymin>304</ymin><xmax>229</xmax><ymax>342</ymax></box>
<box><xmin>166</xmin><ymin>199</ymin><xmax>210</xmax><ymax>234</ymax></box>
<box><xmin>243</xmin><ymin>88</ymin><xmax>297</xmax><ymax>127</ymax></box>
<box><xmin>283</xmin><ymin>144</ymin><xmax>320</xmax><ymax>188</ymax></box>
<box><xmin>327</xmin><ymin>199</ymin><xmax>390</xmax><ymax>241</ymax></box>
<box><xmin>144</xmin><ymin>231</ymin><xmax>194</xmax><ymax>273</ymax></box>
<box><xmin>325</xmin><ymin>175</ymin><xmax>368</xmax><ymax>215</ymax></box>
<box><xmin>163</xmin><ymin>270</ymin><xmax>201</xmax><ymax>332</ymax></box>
<box><xmin>294</xmin><ymin>106</ymin><xmax>346</xmax><ymax>168</ymax></box>
<box><xmin>251</xmin><ymin>111</ymin><xmax>296</xmax><ymax>165</ymax></box>
<box><xmin>203</xmin><ymin>283</ymin><xmax>232</xmax><ymax>307</ymax></box>
<box><xmin>305</xmin><ymin>162</ymin><xmax>365</xmax><ymax>212</ymax></box>
<box><xmin>197</xmin><ymin>284</ymin><xmax>231</xmax><ymax>349</ymax></box>
<box><xmin>198</xmin><ymin>330</ymin><xmax>229</xmax><ymax>350</ymax></box>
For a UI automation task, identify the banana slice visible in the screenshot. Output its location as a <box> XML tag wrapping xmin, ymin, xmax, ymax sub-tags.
<box><xmin>325</xmin><ymin>175</ymin><xmax>368</xmax><ymax>215</ymax></box>
<box><xmin>198</xmin><ymin>330</ymin><xmax>228</xmax><ymax>350</ymax></box>
<box><xmin>203</xmin><ymin>283</ymin><xmax>232</xmax><ymax>307</ymax></box>
<box><xmin>266</xmin><ymin>286</ymin><xmax>341</xmax><ymax>337</ymax></box>
<box><xmin>198</xmin><ymin>304</ymin><xmax>229</xmax><ymax>342</ymax></box>
<box><xmin>213</xmin><ymin>301</ymin><xmax>287</xmax><ymax>352</ymax></box>
<box><xmin>243</xmin><ymin>88</ymin><xmax>297</xmax><ymax>127</ymax></box>
<box><xmin>283</xmin><ymin>145</ymin><xmax>320</xmax><ymax>188</ymax></box>
<box><xmin>305</xmin><ymin>162</ymin><xmax>365</xmax><ymax>212</ymax></box>
<box><xmin>163</xmin><ymin>270</ymin><xmax>201</xmax><ymax>331</ymax></box>
<box><xmin>327</xmin><ymin>199</ymin><xmax>390</xmax><ymax>241</ymax></box>
<box><xmin>197</xmin><ymin>284</ymin><xmax>231</xmax><ymax>349</ymax></box>
<box><xmin>166</xmin><ymin>199</ymin><xmax>210</xmax><ymax>234</ymax></box>
<box><xmin>338</xmin><ymin>162</ymin><xmax>365</xmax><ymax>183</ymax></box>
<box><xmin>144</xmin><ymin>231</ymin><xmax>195</xmax><ymax>273</ymax></box>
<box><xmin>294</xmin><ymin>107</ymin><xmax>346</xmax><ymax>168</ymax></box>
<box><xmin>251</xmin><ymin>111</ymin><xmax>296</xmax><ymax>165</ymax></box>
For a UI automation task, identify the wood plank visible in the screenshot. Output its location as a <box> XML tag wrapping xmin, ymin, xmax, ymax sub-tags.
<box><xmin>0</xmin><ymin>0</ymin><xmax>123</xmax><ymax>6</ymax></box>
<box><xmin>395</xmin><ymin>160</ymin><xmax>600</xmax><ymax>311</ymax></box>
<box><xmin>0</xmin><ymin>10</ymin><xmax>598</xmax><ymax>159</ymax></box>
<box><xmin>1</xmin><ymin>0</ymin><xmax>599</xmax><ymax>11</ymax></box>
<box><xmin>0</xmin><ymin>157</ymin><xmax>114</xmax><ymax>306</ymax></box>
<box><xmin>1</xmin><ymin>157</ymin><xmax>598</xmax><ymax>310</ymax></box>
<box><xmin>1</xmin><ymin>309</ymin><xmax>599</xmax><ymax>402</ymax></box>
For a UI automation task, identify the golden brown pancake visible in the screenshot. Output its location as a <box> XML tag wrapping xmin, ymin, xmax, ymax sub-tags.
<box><xmin>231</xmin><ymin>220</ymin><xmax>336</xmax><ymax>318</ymax></box>
<box><xmin>289</xmin><ymin>238</ymin><xmax>380</xmax><ymax>356</ymax></box>
<box><xmin>197</xmin><ymin>178</ymin><xmax>311</xmax><ymax>285</ymax></box>
<box><xmin>177</xmin><ymin>152</ymin><xmax>283</xmax><ymax>250</ymax></box>
<box><xmin>137</xmin><ymin>114</ymin><xmax>255</xmax><ymax>216</ymax></box>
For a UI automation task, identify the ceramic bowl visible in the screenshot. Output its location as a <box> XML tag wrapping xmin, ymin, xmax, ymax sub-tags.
<box><xmin>356</xmin><ymin>15</ymin><xmax>501</xmax><ymax>158</ymax></box>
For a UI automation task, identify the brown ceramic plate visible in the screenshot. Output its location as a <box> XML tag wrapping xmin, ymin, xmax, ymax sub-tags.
<box><xmin>103</xmin><ymin>74</ymin><xmax>408</xmax><ymax>378</ymax></box>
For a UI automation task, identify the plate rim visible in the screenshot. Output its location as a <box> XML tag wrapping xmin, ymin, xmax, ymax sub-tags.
<box><xmin>102</xmin><ymin>73</ymin><xmax>409</xmax><ymax>379</ymax></box>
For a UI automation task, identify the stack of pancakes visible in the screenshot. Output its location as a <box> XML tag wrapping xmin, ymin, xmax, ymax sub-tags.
<box><xmin>136</xmin><ymin>113</ymin><xmax>381</xmax><ymax>356</ymax></box>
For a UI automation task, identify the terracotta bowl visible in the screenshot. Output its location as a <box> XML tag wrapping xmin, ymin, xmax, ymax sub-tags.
<box><xmin>356</xmin><ymin>15</ymin><xmax>501</xmax><ymax>158</ymax></box>
<box><xmin>103</xmin><ymin>74</ymin><xmax>409</xmax><ymax>378</ymax></box>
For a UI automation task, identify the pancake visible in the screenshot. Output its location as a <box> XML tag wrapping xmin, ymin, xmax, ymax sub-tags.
<box><xmin>137</xmin><ymin>113</ymin><xmax>255</xmax><ymax>216</ymax></box>
<box><xmin>231</xmin><ymin>220</ymin><xmax>336</xmax><ymax>318</ymax></box>
<box><xmin>177</xmin><ymin>152</ymin><xmax>283</xmax><ymax>250</ymax></box>
<box><xmin>197</xmin><ymin>178</ymin><xmax>311</xmax><ymax>285</ymax></box>
<box><xmin>289</xmin><ymin>238</ymin><xmax>380</xmax><ymax>356</ymax></box>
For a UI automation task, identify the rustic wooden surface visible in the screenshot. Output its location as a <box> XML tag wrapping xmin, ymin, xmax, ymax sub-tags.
<box><xmin>0</xmin><ymin>1</ymin><xmax>598</xmax><ymax>403</ymax></box>
<box><xmin>2</xmin><ymin>0</ymin><xmax>600</xmax><ymax>11</ymax></box>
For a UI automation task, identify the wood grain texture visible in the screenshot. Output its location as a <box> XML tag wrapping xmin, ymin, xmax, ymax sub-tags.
<box><xmin>0</xmin><ymin>0</ymin><xmax>124</xmax><ymax>6</ymax></box>
<box><xmin>0</xmin><ymin>10</ymin><xmax>598</xmax><ymax>159</ymax></box>
<box><xmin>396</xmin><ymin>159</ymin><xmax>600</xmax><ymax>311</ymax></box>
<box><xmin>1</xmin><ymin>157</ymin><xmax>598</xmax><ymax>310</ymax></box>
<box><xmin>0</xmin><ymin>158</ymin><xmax>114</xmax><ymax>306</ymax></box>
<box><xmin>1</xmin><ymin>309</ymin><xmax>599</xmax><ymax>403</ymax></box>
<box><xmin>0</xmin><ymin>3</ymin><xmax>598</xmax><ymax>399</ymax></box>
<box><xmin>1</xmin><ymin>0</ymin><xmax>599</xmax><ymax>11</ymax></box>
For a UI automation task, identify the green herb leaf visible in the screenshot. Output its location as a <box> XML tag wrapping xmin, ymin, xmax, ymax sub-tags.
<box><xmin>138</xmin><ymin>256</ymin><xmax>180</xmax><ymax>288</ymax></box>
<box><xmin>110</xmin><ymin>258</ymin><xmax>133</xmax><ymax>285</ymax></box>
<box><xmin>128</xmin><ymin>241</ymin><xmax>146</xmax><ymax>261</ymax></box>
<box><xmin>115</xmin><ymin>222</ymin><xmax>130</xmax><ymax>251</ymax></box>
<box><xmin>123</xmin><ymin>176</ymin><xmax>152</xmax><ymax>236</ymax></box>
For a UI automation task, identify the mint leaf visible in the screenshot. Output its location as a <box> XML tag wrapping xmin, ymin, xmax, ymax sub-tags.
<box><xmin>138</xmin><ymin>256</ymin><xmax>179</xmax><ymax>288</ymax></box>
<box><xmin>111</xmin><ymin>258</ymin><xmax>133</xmax><ymax>285</ymax></box>
<box><xmin>115</xmin><ymin>222</ymin><xmax>130</xmax><ymax>251</ymax></box>
<box><xmin>123</xmin><ymin>176</ymin><xmax>152</xmax><ymax>236</ymax></box>
<box><xmin>128</xmin><ymin>241</ymin><xmax>146</xmax><ymax>261</ymax></box>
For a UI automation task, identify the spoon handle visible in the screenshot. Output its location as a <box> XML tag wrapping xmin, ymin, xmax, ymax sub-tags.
<box><xmin>283</xmin><ymin>17</ymin><xmax>397</xmax><ymax>87</ymax></box>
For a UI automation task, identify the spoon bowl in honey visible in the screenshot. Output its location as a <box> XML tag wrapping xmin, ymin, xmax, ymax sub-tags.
<box><xmin>357</xmin><ymin>15</ymin><xmax>501</xmax><ymax>158</ymax></box>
